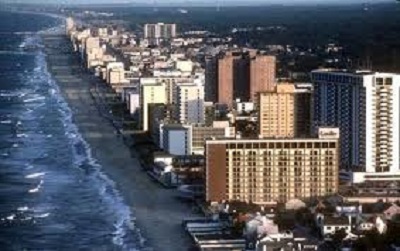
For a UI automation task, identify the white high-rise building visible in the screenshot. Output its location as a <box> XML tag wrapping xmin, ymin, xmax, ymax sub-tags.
<box><xmin>144</xmin><ymin>23</ymin><xmax>177</xmax><ymax>39</ymax></box>
<box><xmin>176</xmin><ymin>84</ymin><xmax>205</xmax><ymax>124</ymax></box>
<box><xmin>140</xmin><ymin>83</ymin><xmax>167</xmax><ymax>131</ymax></box>
<box><xmin>66</xmin><ymin>17</ymin><xmax>75</xmax><ymax>35</ymax></box>
<box><xmin>311</xmin><ymin>69</ymin><xmax>400</xmax><ymax>183</ymax></box>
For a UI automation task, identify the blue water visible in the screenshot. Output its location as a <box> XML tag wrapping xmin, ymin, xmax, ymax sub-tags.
<box><xmin>0</xmin><ymin>11</ymin><xmax>142</xmax><ymax>250</ymax></box>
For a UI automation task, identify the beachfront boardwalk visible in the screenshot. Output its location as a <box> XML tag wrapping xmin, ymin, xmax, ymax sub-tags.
<box><xmin>42</xmin><ymin>34</ymin><xmax>198</xmax><ymax>251</ymax></box>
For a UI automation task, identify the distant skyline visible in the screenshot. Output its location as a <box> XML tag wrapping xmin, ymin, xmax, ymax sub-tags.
<box><xmin>0</xmin><ymin>0</ymin><xmax>393</xmax><ymax>6</ymax></box>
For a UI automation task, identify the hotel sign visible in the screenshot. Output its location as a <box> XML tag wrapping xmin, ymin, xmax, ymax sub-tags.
<box><xmin>318</xmin><ymin>128</ymin><xmax>340</xmax><ymax>139</ymax></box>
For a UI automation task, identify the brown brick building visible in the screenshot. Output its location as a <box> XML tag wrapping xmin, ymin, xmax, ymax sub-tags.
<box><xmin>205</xmin><ymin>129</ymin><xmax>340</xmax><ymax>205</ymax></box>
<box><xmin>250</xmin><ymin>55</ymin><xmax>276</xmax><ymax>101</ymax></box>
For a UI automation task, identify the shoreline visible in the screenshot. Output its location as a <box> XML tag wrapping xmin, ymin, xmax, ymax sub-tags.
<box><xmin>41</xmin><ymin>32</ymin><xmax>197</xmax><ymax>251</ymax></box>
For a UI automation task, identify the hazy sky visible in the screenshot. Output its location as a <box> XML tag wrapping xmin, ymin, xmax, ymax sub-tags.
<box><xmin>1</xmin><ymin>0</ymin><xmax>392</xmax><ymax>5</ymax></box>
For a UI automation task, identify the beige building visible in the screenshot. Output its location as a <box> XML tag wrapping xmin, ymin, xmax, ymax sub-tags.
<box><xmin>140</xmin><ymin>83</ymin><xmax>167</xmax><ymax>131</ymax></box>
<box><xmin>205</xmin><ymin>128</ymin><xmax>340</xmax><ymax>205</ymax></box>
<box><xmin>258</xmin><ymin>84</ymin><xmax>312</xmax><ymax>138</ymax></box>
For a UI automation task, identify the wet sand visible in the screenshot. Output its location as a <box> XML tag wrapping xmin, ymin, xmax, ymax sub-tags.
<box><xmin>42</xmin><ymin>34</ymin><xmax>197</xmax><ymax>251</ymax></box>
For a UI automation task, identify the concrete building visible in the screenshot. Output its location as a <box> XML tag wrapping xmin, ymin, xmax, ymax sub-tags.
<box><xmin>205</xmin><ymin>56</ymin><xmax>218</xmax><ymax>103</ymax></box>
<box><xmin>160</xmin><ymin>121</ymin><xmax>235</xmax><ymax>155</ymax></box>
<box><xmin>66</xmin><ymin>17</ymin><xmax>75</xmax><ymax>35</ymax></box>
<box><xmin>127</xmin><ymin>92</ymin><xmax>140</xmax><ymax>115</ymax></box>
<box><xmin>176</xmin><ymin>84</ymin><xmax>205</xmax><ymax>124</ymax></box>
<box><xmin>258</xmin><ymin>84</ymin><xmax>312</xmax><ymax>138</ymax></box>
<box><xmin>311</xmin><ymin>70</ymin><xmax>400</xmax><ymax>182</ymax></box>
<box><xmin>250</xmin><ymin>55</ymin><xmax>276</xmax><ymax>101</ymax></box>
<box><xmin>148</xmin><ymin>104</ymin><xmax>175</xmax><ymax>148</ymax></box>
<box><xmin>140</xmin><ymin>83</ymin><xmax>167</xmax><ymax>131</ymax></box>
<box><xmin>144</xmin><ymin>23</ymin><xmax>177</xmax><ymax>39</ymax></box>
<box><xmin>234</xmin><ymin>99</ymin><xmax>255</xmax><ymax>115</ymax></box>
<box><xmin>106</xmin><ymin>62</ymin><xmax>125</xmax><ymax>85</ymax></box>
<box><xmin>176</xmin><ymin>60</ymin><xmax>193</xmax><ymax>73</ymax></box>
<box><xmin>205</xmin><ymin>127</ymin><xmax>340</xmax><ymax>204</ymax></box>
<box><xmin>192</xmin><ymin>121</ymin><xmax>236</xmax><ymax>154</ymax></box>
<box><xmin>162</xmin><ymin>124</ymin><xmax>192</xmax><ymax>155</ymax></box>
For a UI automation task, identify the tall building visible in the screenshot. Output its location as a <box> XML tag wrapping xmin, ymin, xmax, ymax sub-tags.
<box><xmin>205</xmin><ymin>56</ymin><xmax>218</xmax><ymax>103</ymax></box>
<box><xmin>66</xmin><ymin>17</ymin><xmax>75</xmax><ymax>35</ymax></box>
<box><xmin>140</xmin><ymin>83</ymin><xmax>167</xmax><ymax>131</ymax></box>
<box><xmin>162</xmin><ymin>124</ymin><xmax>192</xmax><ymax>156</ymax></box>
<box><xmin>258</xmin><ymin>84</ymin><xmax>312</xmax><ymax>138</ymax></box>
<box><xmin>250</xmin><ymin>55</ymin><xmax>276</xmax><ymax>101</ymax></box>
<box><xmin>311</xmin><ymin>69</ymin><xmax>400</xmax><ymax>182</ymax></box>
<box><xmin>144</xmin><ymin>23</ymin><xmax>177</xmax><ymax>39</ymax></box>
<box><xmin>217</xmin><ymin>52</ymin><xmax>249</xmax><ymax>107</ymax></box>
<box><xmin>176</xmin><ymin>84</ymin><xmax>205</xmax><ymax>124</ymax></box>
<box><xmin>209</xmin><ymin>51</ymin><xmax>276</xmax><ymax>107</ymax></box>
<box><xmin>205</xmin><ymin>128</ymin><xmax>340</xmax><ymax>204</ymax></box>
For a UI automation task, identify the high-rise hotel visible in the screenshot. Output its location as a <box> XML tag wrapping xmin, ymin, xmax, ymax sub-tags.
<box><xmin>205</xmin><ymin>128</ymin><xmax>340</xmax><ymax>205</ymax></box>
<box><xmin>311</xmin><ymin>70</ymin><xmax>400</xmax><ymax>183</ymax></box>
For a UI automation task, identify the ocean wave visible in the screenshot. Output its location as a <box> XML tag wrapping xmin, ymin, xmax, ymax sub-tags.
<box><xmin>44</xmin><ymin>54</ymin><xmax>143</xmax><ymax>251</ymax></box>
<box><xmin>28</xmin><ymin>180</ymin><xmax>43</xmax><ymax>193</ymax></box>
<box><xmin>6</xmin><ymin>214</ymin><xmax>16</xmax><ymax>221</ymax></box>
<box><xmin>34</xmin><ymin>213</ymin><xmax>50</xmax><ymax>218</ymax></box>
<box><xmin>0</xmin><ymin>120</ymin><xmax>12</xmax><ymax>124</ymax></box>
<box><xmin>23</xmin><ymin>96</ymin><xmax>45</xmax><ymax>103</ymax></box>
<box><xmin>0</xmin><ymin>50</ymin><xmax>35</xmax><ymax>56</ymax></box>
<box><xmin>16</xmin><ymin>27</ymin><xmax>143</xmax><ymax>249</ymax></box>
<box><xmin>17</xmin><ymin>206</ymin><xmax>30</xmax><ymax>212</ymax></box>
<box><xmin>16</xmin><ymin>133</ymin><xmax>28</xmax><ymax>138</ymax></box>
<box><xmin>25</xmin><ymin>172</ymin><xmax>46</xmax><ymax>179</ymax></box>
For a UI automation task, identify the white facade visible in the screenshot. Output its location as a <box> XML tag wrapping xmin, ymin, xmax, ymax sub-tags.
<box><xmin>66</xmin><ymin>17</ymin><xmax>75</xmax><ymax>35</ymax></box>
<box><xmin>312</xmin><ymin>70</ymin><xmax>400</xmax><ymax>182</ymax></box>
<box><xmin>176</xmin><ymin>84</ymin><xmax>205</xmax><ymax>124</ymax></box>
<box><xmin>140</xmin><ymin>83</ymin><xmax>167</xmax><ymax>131</ymax></box>
<box><xmin>162</xmin><ymin>125</ymin><xmax>192</xmax><ymax>155</ymax></box>
<box><xmin>234</xmin><ymin>99</ymin><xmax>255</xmax><ymax>114</ymax></box>
<box><xmin>128</xmin><ymin>92</ymin><xmax>140</xmax><ymax>115</ymax></box>
<box><xmin>176</xmin><ymin>60</ymin><xmax>193</xmax><ymax>73</ymax></box>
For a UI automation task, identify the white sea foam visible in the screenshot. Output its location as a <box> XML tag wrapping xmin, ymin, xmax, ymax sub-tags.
<box><xmin>25</xmin><ymin>172</ymin><xmax>46</xmax><ymax>179</ymax></box>
<box><xmin>2</xmin><ymin>153</ymin><xmax>9</xmax><ymax>157</ymax></box>
<box><xmin>31</xmin><ymin>33</ymin><xmax>144</xmax><ymax>250</ymax></box>
<box><xmin>35</xmin><ymin>213</ymin><xmax>50</xmax><ymax>218</ymax></box>
<box><xmin>25</xmin><ymin>164</ymin><xmax>34</xmax><ymax>170</ymax></box>
<box><xmin>21</xmin><ymin>217</ymin><xmax>33</xmax><ymax>221</ymax></box>
<box><xmin>23</xmin><ymin>96</ymin><xmax>45</xmax><ymax>103</ymax></box>
<box><xmin>12</xmin><ymin>143</ymin><xmax>19</xmax><ymax>148</ymax></box>
<box><xmin>46</xmin><ymin>134</ymin><xmax>53</xmax><ymax>138</ymax></box>
<box><xmin>16</xmin><ymin>133</ymin><xmax>28</xmax><ymax>138</ymax></box>
<box><xmin>18</xmin><ymin>206</ymin><xmax>29</xmax><ymax>212</ymax></box>
<box><xmin>6</xmin><ymin>214</ymin><xmax>16</xmax><ymax>221</ymax></box>
<box><xmin>28</xmin><ymin>180</ymin><xmax>43</xmax><ymax>193</ymax></box>
<box><xmin>0</xmin><ymin>120</ymin><xmax>12</xmax><ymax>124</ymax></box>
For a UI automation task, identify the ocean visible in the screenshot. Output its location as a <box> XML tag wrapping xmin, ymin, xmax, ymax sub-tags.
<box><xmin>0</xmin><ymin>11</ymin><xmax>142</xmax><ymax>251</ymax></box>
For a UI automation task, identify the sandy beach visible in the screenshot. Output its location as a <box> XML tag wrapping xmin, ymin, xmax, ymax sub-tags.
<box><xmin>42</xmin><ymin>34</ymin><xmax>197</xmax><ymax>251</ymax></box>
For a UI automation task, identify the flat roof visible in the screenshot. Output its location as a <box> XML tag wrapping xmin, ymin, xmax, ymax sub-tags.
<box><xmin>205</xmin><ymin>137</ymin><xmax>339</xmax><ymax>144</ymax></box>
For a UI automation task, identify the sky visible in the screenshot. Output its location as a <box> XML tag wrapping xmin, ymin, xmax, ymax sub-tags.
<box><xmin>0</xmin><ymin>0</ymin><xmax>392</xmax><ymax>6</ymax></box>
